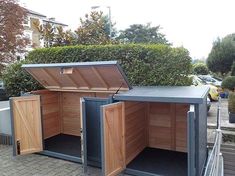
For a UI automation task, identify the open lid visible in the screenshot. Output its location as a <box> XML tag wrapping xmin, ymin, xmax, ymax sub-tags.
<box><xmin>22</xmin><ymin>61</ymin><xmax>132</xmax><ymax>93</ymax></box>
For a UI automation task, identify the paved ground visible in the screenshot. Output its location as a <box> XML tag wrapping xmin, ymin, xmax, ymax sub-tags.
<box><xmin>0</xmin><ymin>145</ymin><xmax>102</xmax><ymax>176</ymax></box>
<box><xmin>207</xmin><ymin>98</ymin><xmax>235</xmax><ymax>128</ymax></box>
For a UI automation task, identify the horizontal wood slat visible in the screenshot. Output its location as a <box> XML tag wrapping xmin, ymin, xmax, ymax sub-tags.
<box><xmin>33</xmin><ymin>90</ymin><xmax>60</xmax><ymax>139</ymax></box>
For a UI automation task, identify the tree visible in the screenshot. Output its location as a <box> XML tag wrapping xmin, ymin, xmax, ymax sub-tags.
<box><xmin>207</xmin><ymin>34</ymin><xmax>235</xmax><ymax>75</ymax></box>
<box><xmin>34</xmin><ymin>21</ymin><xmax>76</xmax><ymax>47</ymax></box>
<box><xmin>117</xmin><ymin>23</ymin><xmax>169</xmax><ymax>45</ymax></box>
<box><xmin>0</xmin><ymin>0</ymin><xmax>29</xmax><ymax>64</ymax></box>
<box><xmin>193</xmin><ymin>63</ymin><xmax>209</xmax><ymax>75</ymax></box>
<box><xmin>231</xmin><ymin>62</ymin><xmax>235</xmax><ymax>76</ymax></box>
<box><xmin>75</xmin><ymin>11</ymin><xmax>114</xmax><ymax>45</ymax></box>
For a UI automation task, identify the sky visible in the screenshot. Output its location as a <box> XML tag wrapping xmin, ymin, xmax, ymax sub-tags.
<box><xmin>19</xmin><ymin>0</ymin><xmax>235</xmax><ymax>60</ymax></box>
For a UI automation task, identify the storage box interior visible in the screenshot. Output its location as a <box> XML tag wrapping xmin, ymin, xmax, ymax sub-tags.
<box><xmin>32</xmin><ymin>90</ymin><xmax>189</xmax><ymax>174</ymax></box>
<box><xmin>124</xmin><ymin>101</ymin><xmax>189</xmax><ymax>175</ymax></box>
<box><xmin>33</xmin><ymin>90</ymin><xmax>111</xmax><ymax>157</ymax></box>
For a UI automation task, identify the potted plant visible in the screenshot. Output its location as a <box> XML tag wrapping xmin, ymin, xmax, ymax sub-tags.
<box><xmin>228</xmin><ymin>92</ymin><xmax>235</xmax><ymax>123</ymax></box>
<box><xmin>222</xmin><ymin>76</ymin><xmax>235</xmax><ymax>123</ymax></box>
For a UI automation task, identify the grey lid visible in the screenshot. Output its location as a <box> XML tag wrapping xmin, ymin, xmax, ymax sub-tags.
<box><xmin>114</xmin><ymin>86</ymin><xmax>209</xmax><ymax>104</ymax></box>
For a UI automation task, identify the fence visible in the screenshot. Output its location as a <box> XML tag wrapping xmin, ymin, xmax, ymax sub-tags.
<box><xmin>204</xmin><ymin>97</ymin><xmax>224</xmax><ymax>176</ymax></box>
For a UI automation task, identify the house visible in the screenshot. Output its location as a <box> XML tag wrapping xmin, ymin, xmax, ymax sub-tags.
<box><xmin>21</xmin><ymin>8</ymin><xmax>68</xmax><ymax>59</ymax></box>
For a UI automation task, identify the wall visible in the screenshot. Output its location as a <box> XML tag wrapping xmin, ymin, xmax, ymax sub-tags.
<box><xmin>148</xmin><ymin>102</ymin><xmax>189</xmax><ymax>152</ymax></box>
<box><xmin>61</xmin><ymin>92</ymin><xmax>95</xmax><ymax>136</ymax></box>
<box><xmin>34</xmin><ymin>90</ymin><xmax>112</xmax><ymax>139</ymax></box>
<box><xmin>33</xmin><ymin>90</ymin><xmax>60</xmax><ymax>139</ymax></box>
<box><xmin>125</xmin><ymin>101</ymin><xmax>148</xmax><ymax>164</ymax></box>
<box><xmin>0</xmin><ymin>108</ymin><xmax>11</xmax><ymax>135</ymax></box>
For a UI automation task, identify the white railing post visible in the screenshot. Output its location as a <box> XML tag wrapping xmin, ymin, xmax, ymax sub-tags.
<box><xmin>204</xmin><ymin>96</ymin><xmax>223</xmax><ymax>176</ymax></box>
<box><xmin>215</xmin><ymin>129</ymin><xmax>222</xmax><ymax>176</ymax></box>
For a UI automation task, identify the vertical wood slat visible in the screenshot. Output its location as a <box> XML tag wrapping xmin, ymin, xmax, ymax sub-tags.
<box><xmin>11</xmin><ymin>96</ymin><xmax>43</xmax><ymax>155</ymax></box>
<box><xmin>102</xmin><ymin>102</ymin><xmax>125</xmax><ymax>176</ymax></box>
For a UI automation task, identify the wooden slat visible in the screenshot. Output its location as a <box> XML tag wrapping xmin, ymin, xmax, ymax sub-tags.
<box><xmin>33</xmin><ymin>90</ymin><xmax>61</xmax><ymax>139</ymax></box>
<box><xmin>74</xmin><ymin>69</ymin><xmax>91</xmax><ymax>88</ymax></box>
<box><xmin>102</xmin><ymin>102</ymin><xmax>125</xmax><ymax>176</ymax></box>
<box><xmin>125</xmin><ymin>101</ymin><xmax>147</xmax><ymax>164</ymax></box>
<box><xmin>148</xmin><ymin>102</ymin><xmax>188</xmax><ymax>152</ymax></box>
<box><xmin>41</xmin><ymin>68</ymin><xmax>62</xmax><ymax>87</ymax></box>
<box><xmin>24</xmin><ymin>64</ymin><xmax>130</xmax><ymax>92</ymax></box>
<box><xmin>175</xmin><ymin>104</ymin><xmax>189</xmax><ymax>152</ymax></box>
<box><xmin>92</xmin><ymin>67</ymin><xmax>109</xmax><ymax>89</ymax></box>
<box><xmin>148</xmin><ymin>103</ymin><xmax>173</xmax><ymax>150</ymax></box>
<box><xmin>12</xmin><ymin>96</ymin><xmax>43</xmax><ymax>155</ymax></box>
<box><xmin>61</xmin><ymin>92</ymin><xmax>95</xmax><ymax>136</ymax></box>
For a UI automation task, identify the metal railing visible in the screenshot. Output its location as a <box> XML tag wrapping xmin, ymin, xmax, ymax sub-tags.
<box><xmin>204</xmin><ymin>97</ymin><xmax>224</xmax><ymax>176</ymax></box>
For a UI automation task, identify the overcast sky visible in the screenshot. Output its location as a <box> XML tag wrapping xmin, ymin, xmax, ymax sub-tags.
<box><xmin>20</xmin><ymin>0</ymin><xmax>235</xmax><ymax>59</ymax></box>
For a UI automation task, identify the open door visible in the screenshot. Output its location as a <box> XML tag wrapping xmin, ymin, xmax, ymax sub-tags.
<box><xmin>101</xmin><ymin>102</ymin><xmax>125</xmax><ymax>176</ymax></box>
<box><xmin>10</xmin><ymin>95</ymin><xmax>43</xmax><ymax>156</ymax></box>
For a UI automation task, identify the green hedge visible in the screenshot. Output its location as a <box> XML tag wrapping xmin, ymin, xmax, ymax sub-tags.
<box><xmin>3</xmin><ymin>44</ymin><xmax>192</xmax><ymax>96</ymax></box>
<box><xmin>222</xmin><ymin>76</ymin><xmax>235</xmax><ymax>91</ymax></box>
<box><xmin>193</xmin><ymin>63</ymin><xmax>209</xmax><ymax>75</ymax></box>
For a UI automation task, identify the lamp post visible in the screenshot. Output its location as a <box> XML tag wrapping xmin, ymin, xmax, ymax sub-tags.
<box><xmin>91</xmin><ymin>6</ymin><xmax>112</xmax><ymax>38</ymax></box>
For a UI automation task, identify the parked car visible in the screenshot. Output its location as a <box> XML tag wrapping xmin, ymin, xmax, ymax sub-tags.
<box><xmin>190</xmin><ymin>75</ymin><xmax>219</xmax><ymax>101</ymax></box>
<box><xmin>198</xmin><ymin>75</ymin><xmax>222</xmax><ymax>87</ymax></box>
<box><xmin>0</xmin><ymin>80</ymin><xmax>9</xmax><ymax>100</ymax></box>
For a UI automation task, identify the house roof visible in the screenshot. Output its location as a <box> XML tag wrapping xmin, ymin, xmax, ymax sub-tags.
<box><xmin>24</xmin><ymin>8</ymin><xmax>68</xmax><ymax>26</ymax></box>
<box><xmin>22</xmin><ymin>61</ymin><xmax>131</xmax><ymax>93</ymax></box>
<box><xmin>114</xmin><ymin>86</ymin><xmax>209</xmax><ymax>104</ymax></box>
<box><xmin>25</xmin><ymin>8</ymin><xmax>47</xmax><ymax>18</ymax></box>
<box><xmin>43</xmin><ymin>19</ymin><xmax>68</xmax><ymax>27</ymax></box>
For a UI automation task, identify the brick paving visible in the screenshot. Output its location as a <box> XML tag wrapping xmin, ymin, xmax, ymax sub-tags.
<box><xmin>0</xmin><ymin>145</ymin><xmax>102</xmax><ymax>176</ymax></box>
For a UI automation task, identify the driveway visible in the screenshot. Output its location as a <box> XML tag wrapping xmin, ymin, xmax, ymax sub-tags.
<box><xmin>0</xmin><ymin>145</ymin><xmax>102</xmax><ymax>176</ymax></box>
<box><xmin>207</xmin><ymin>98</ymin><xmax>235</xmax><ymax>128</ymax></box>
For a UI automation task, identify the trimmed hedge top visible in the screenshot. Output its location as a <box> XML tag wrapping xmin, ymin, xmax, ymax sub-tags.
<box><xmin>3</xmin><ymin>44</ymin><xmax>192</xmax><ymax>96</ymax></box>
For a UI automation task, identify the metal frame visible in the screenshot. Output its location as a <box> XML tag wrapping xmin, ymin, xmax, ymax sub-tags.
<box><xmin>100</xmin><ymin>104</ymin><xmax>105</xmax><ymax>176</ymax></box>
<box><xmin>9</xmin><ymin>98</ymin><xmax>16</xmax><ymax>156</ymax></box>
<box><xmin>114</xmin><ymin>86</ymin><xmax>210</xmax><ymax>104</ymax></box>
<box><xmin>82</xmin><ymin>96</ymin><xmax>113</xmax><ymax>171</ymax></box>
<box><xmin>116</xmin><ymin>63</ymin><xmax>132</xmax><ymax>89</ymax></box>
<box><xmin>40</xmin><ymin>150</ymin><xmax>82</xmax><ymax>163</ymax></box>
<box><xmin>187</xmin><ymin>105</ymin><xmax>196</xmax><ymax>176</ymax></box>
<box><xmin>125</xmin><ymin>168</ymin><xmax>161</xmax><ymax>176</ymax></box>
<box><xmin>81</xmin><ymin>98</ymin><xmax>87</xmax><ymax>172</ymax></box>
<box><xmin>22</xmin><ymin>61</ymin><xmax>119</xmax><ymax>68</ymax></box>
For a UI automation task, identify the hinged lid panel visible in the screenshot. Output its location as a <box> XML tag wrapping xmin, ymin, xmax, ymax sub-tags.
<box><xmin>22</xmin><ymin>61</ymin><xmax>131</xmax><ymax>93</ymax></box>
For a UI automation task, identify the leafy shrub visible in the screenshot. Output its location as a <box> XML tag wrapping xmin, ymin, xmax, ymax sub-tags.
<box><xmin>193</xmin><ymin>63</ymin><xmax>209</xmax><ymax>75</ymax></box>
<box><xmin>231</xmin><ymin>62</ymin><xmax>235</xmax><ymax>76</ymax></box>
<box><xmin>221</xmin><ymin>76</ymin><xmax>235</xmax><ymax>91</ymax></box>
<box><xmin>3</xmin><ymin>44</ymin><xmax>192</xmax><ymax>96</ymax></box>
<box><xmin>228</xmin><ymin>92</ymin><xmax>235</xmax><ymax>113</ymax></box>
<box><xmin>2</xmin><ymin>61</ymin><xmax>42</xmax><ymax>96</ymax></box>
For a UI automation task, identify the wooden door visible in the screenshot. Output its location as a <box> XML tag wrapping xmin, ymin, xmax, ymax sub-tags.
<box><xmin>101</xmin><ymin>102</ymin><xmax>125</xmax><ymax>176</ymax></box>
<box><xmin>11</xmin><ymin>95</ymin><xmax>43</xmax><ymax>155</ymax></box>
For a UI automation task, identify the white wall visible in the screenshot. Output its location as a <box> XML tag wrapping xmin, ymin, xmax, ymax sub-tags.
<box><xmin>0</xmin><ymin>108</ymin><xmax>12</xmax><ymax>135</ymax></box>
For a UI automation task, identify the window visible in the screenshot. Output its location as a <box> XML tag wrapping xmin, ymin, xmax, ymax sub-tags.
<box><xmin>23</xmin><ymin>17</ymin><xmax>30</xmax><ymax>27</ymax></box>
